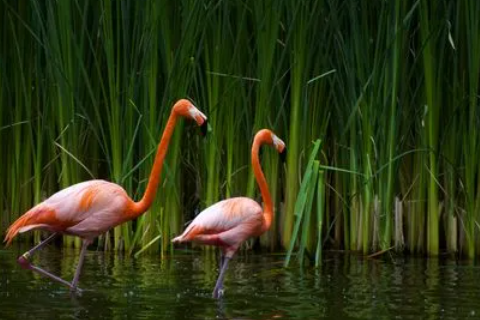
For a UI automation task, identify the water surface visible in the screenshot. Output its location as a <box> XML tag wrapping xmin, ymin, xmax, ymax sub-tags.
<box><xmin>1</xmin><ymin>245</ymin><xmax>480</xmax><ymax>319</ymax></box>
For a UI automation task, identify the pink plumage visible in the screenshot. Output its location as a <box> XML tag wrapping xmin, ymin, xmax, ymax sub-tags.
<box><xmin>5</xmin><ymin>180</ymin><xmax>130</xmax><ymax>243</ymax></box>
<box><xmin>172</xmin><ymin>197</ymin><xmax>264</xmax><ymax>255</ymax></box>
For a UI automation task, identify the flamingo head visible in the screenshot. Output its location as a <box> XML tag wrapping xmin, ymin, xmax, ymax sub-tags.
<box><xmin>271</xmin><ymin>132</ymin><xmax>287</xmax><ymax>162</ymax></box>
<box><xmin>173</xmin><ymin>99</ymin><xmax>209</xmax><ymax>136</ymax></box>
<box><xmin>256</xmin><ymin>129</ymin><xmax>287</xmax><ymax>162</ymax></box>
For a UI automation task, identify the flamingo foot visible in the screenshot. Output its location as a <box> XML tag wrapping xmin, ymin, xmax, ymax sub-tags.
<box><xmin>69</xmin><ymin>286</ymin><xmax>84</xmax><ymax>295</ymax></box>
<box><xmin>212</xmin><ymin>287</ymin><xmax>224</xmax><ymax>299</ymax></box>
<box><xmin>18</xmin><ymin>254</ymin><xmax>32</xmax><ymax>269</ymax></box>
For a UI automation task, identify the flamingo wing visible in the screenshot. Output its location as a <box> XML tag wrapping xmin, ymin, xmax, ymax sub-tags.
<box><xmin>172</xmin><ymin>197</ymin><xmax>263</xmax><ymax>246</ymax></box>
<box><xmin>4</xmin><ymin>180</ymin><xmax>130</xmax><ymax>244</ymax></box>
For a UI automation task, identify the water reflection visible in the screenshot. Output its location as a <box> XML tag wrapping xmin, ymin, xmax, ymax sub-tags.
<box><xmin>1</xmin><ymin>246</ymin><xmax>480</xmax><ymax>319</ymax></box>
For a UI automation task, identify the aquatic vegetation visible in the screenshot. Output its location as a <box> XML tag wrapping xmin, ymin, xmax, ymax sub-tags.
<box><xmin>1</xmin><ymin>0</ymin><xmax>479</xmax><ymax>259</ymax></box>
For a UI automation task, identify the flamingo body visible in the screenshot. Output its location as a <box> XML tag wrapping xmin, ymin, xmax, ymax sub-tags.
<box><xmin>173</xmin><ymin>197</ymin><xmax>263</xmax><ymax>256</ymax></box>
<box><xmin>5</xmin><ymin>180</ymin><xmax>132</xmax><ymax>242</ymax></box>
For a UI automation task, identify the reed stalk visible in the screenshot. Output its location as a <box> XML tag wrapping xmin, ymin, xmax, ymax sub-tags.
<box><xmin>315</xmin><ymin>170</ymin><xmax>325</xmax><ymax>267</ymax></box>
<box><xmin>460</xmin><ymin>0</ymin><xmax>480</xmax><ymax>259</ymax></box>
<box><xmin>419</xmin><ymin>0</ymin><xmax>439</xmax><ymax>256</ymax></box>
<box><xmin>283</xmin><ymin>0</ymin><xmax>319</xmax><ymax>249</ymax></box>
<box><xmin>1</xmin><ymin>0</ymin><xmax>479</xmax><ymax>258</ymax></box>
<box><xmin>284</xmin><ymin>140</ymin><xmax>322</xmax><ymax>267</ymax></box>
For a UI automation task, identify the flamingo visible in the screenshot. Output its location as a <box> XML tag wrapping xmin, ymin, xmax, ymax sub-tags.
<box><xmin>4</xmin><ymin>99</ymin><xmax>208</xmax><ymax>292</ymax></box>
<box><xmin>172</xmin><ymin>129</ymin><xmax>286</xmax><ymax>298</ymax></box>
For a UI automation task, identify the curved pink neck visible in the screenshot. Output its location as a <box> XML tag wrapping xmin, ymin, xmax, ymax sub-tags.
<box><xmin>131</xmin><ymin>109</ymin><xmax>178</xmax><ymax>216</ymax></box>
<box><xmin>251</xmin><ymin>133</ymin><xmax>273</xmax><ymax>232</ymax></box>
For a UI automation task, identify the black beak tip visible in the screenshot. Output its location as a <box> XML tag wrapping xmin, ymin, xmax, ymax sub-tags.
<box><xmin>200</xmin><ymin>119</ymin><xmax>208</xmax><ymax>137</ymax></box>
<box><xmin>280</xmin><ymin>147</ymin><xmax>287</xmax><ymax>163</ymax></box>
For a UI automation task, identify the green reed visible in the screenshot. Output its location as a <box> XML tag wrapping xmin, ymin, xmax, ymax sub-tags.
<box><xmin>1</xmin><ymin>0</ymin><xmax>480</xmax><ymax>259</ymax></box>
<box><xmin>282</xmin><ymin>0</ymin><xmax>312</xmax><ymax>249</ymax></box>
<box><xmin>419</xmin><ymin>0</ymin><xmax>440</xmax><ymax>256</ymax></box>
<box><xmin>460</xmin><ymin>0</ymin><xmax>480</xmax><ymax>259</ymax></box>
<box><xmin>284</xmin><ymin>140</ymin><xmax>322</xmax><ymax>267</ymax></box>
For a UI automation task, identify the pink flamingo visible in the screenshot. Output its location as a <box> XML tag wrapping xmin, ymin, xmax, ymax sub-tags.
<box><xmin>172</xmin><ymin>129</ymin><xmax>286</xmax><ymax>298</ymax></box>
<box><xmin>4</xmin><ymin>99</ymin><xmax>207</xmax><ymax>292</ymax></box>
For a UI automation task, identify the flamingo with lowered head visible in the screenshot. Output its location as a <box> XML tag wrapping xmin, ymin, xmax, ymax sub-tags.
<box><xmin>172</xmin><ymin>129</ymin><xmax>286</xmax><ymax>298</ymax></box>
<box><xmin>4</xmin><ymin>99</ymin><xmax>208</xmax><ymax>292</ymax></box>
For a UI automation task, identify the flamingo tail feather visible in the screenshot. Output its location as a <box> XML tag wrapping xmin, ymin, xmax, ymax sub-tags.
<box><xmin>172</xmin><ymin>225</ymin><xmax>204</xmax><ymax>243</ymax></box>
<box><xmin>4</xmin><ymin>206</ymin><xmax>55</xmax><ymax>246</ymax></box>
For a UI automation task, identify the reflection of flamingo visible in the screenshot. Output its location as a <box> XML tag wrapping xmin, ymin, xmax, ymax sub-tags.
<box><xmin>172</xmin><ymin>129</ymin><xmax>286</xmax><ymax>298</ymax></box>
<box><xmin>4</xmin><ymin>99</ymin><xmax>208</xmax><ymax>292</ymax></box>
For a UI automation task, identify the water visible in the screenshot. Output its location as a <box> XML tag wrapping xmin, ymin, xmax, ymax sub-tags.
<box><xmin>1</xmin><ymin>245</ymin><xmax>480</xmax><ymax>320</ymax></box>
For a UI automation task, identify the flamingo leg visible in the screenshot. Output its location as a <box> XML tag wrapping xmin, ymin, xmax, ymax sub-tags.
<box><xmin>212</xmin><ymin>257</ymin><xmax>230</xmax><ymax>299</ymax></box>
<box><xmin>17</xmin><ymin>233</ymin><xmax>87</xmax><ymax>293</ymax></box>
<box><xmin>28</xmin><ymin>263</ymin><xmax>80</xmax><ymax>291</ymax></box>
<box><xmin>218</xmin><ymin>252</ymin><xmax>224</xmax><ymax>270</ymax></box>
<box><xmin>70</xmin><ymin>239</ymin><xmax>90</xmax><ymax>291</ymax></box>
<box><xmin>19</xmin><ymin>232</ymin><xmax>58</xmax><ymax>262</ymax></box>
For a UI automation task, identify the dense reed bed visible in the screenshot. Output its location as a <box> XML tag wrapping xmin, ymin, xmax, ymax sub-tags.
<box><xmin>1</xmin><ymin>0</ymin><xmax>479</xmax><ymax>259</ymax></box>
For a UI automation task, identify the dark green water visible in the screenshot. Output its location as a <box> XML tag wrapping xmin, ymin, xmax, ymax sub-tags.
<box><xmin>1</xmin><ymin>245</ymin><xmax>480</xmax><ymax>320</ymax></box>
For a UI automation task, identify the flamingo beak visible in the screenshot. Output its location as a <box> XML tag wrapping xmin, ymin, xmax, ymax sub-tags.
<box><xmin>200</xmin><ymin>119</ymin><xmax>209</xmax><ymax>137</ymax></box>
<box><xmin>280</xmin><ymin>147</ymin><xmax>287</xmax><ymax>163</ymax></box>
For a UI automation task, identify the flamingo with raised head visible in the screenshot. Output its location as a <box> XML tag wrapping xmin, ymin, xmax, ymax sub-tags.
<box><xmin>4</xmin><ymin>99</ymin><xmax>208</xmax><ymax>292</ymax></box>
<box><xmin>172</xmin><ymin>129</ymin><xmax>286</xmax><ymax>298</ymax></box>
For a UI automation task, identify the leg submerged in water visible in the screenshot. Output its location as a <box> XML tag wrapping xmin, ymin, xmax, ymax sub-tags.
<box><xmin>70</xmin><ymin>239</ymin><xmax>91</xmax><ymax>291</ymax></box>
<box><xmin>18</xmin><ymin>233</ymin><xmax>89</xmax><ymax>293</ymax></box>
<box><xmin>212</xmin><ymin>257</ymin><xmax>231</xmax><ymax>299</ymax></box>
